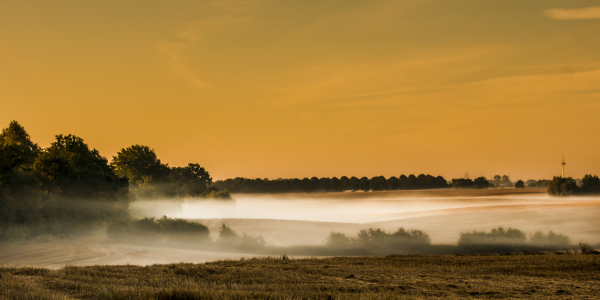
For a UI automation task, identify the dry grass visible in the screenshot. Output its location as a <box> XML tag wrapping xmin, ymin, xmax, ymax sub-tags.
<box><xmin>2</xmin><ymin>253</ymin><xmax>599</xmax><ymax>299</ymax></box>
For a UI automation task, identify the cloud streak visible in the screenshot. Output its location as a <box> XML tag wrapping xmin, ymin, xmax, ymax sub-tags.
<box><xmin>544</xmin><ymin>6</ymin><xmax>600</xmax><ymax>20</ymax></box>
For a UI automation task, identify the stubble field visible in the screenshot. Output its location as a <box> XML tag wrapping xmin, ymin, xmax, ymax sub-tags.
<box><xmin>2</xmin><ymin>253</ymin><xmax>600</xmax><ymax>299</ymax></box>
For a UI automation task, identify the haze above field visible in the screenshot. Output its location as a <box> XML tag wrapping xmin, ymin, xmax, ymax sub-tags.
<box><xmin>2</xmin><ymin>0</ymin><xmax>600</xmax><ymax>180</ymax></box>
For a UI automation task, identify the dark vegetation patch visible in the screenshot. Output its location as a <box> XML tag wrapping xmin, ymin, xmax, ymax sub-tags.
<box><xmin>0</xmin><ymin>121</ymin><xmax>230</xmax><ymax>241</ymax></box>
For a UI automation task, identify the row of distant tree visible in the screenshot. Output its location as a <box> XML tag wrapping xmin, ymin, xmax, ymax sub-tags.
<box><xmin>213</xmin><ymin>174</ymin><xmax>575</xmax><ymax>193</ymax></box>
<box><xmin>0</xmin><ymin>121</ymin><xmax>226</xmax><ymax>240</ymax></box>
<box><xmin>213</xmin><ymin>175</ymin><xmax>451</xmax><ymax>193</ymax></box>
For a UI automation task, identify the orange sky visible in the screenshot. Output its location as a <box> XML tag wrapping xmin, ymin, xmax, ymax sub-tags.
<box><xmin>1</xmin><ymin>0</ymin><xmax>599</xmax><ymax>181</ymax></box>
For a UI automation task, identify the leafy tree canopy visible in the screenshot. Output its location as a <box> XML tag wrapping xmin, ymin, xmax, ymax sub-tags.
<box><xmin>0</xmin><ymin>121</ymin><xmax>40</xmax><ymax>173</ymax></box>
<box><xmin>170</xmin><ymin>163</ymin><xmax>212</xmax><ymax>196</ymax></box>
<box><xmin>33</xmin><ymin>134</ymin><xmax>128</xmax><ymax>201</ymax></box>
<box><xmin>547</xmin><ymin>176</ymin><xmax>578</xmax><ymax>196</ymax></box>
<box><xmin>515</xmin><ymin>180</ymin><xmax>524</xmax><ymax>188</ymax></box>
<box><xmin>111</xmin><ymin>145</ymin><xmax>171</xmax><ymax>186</ymax></box>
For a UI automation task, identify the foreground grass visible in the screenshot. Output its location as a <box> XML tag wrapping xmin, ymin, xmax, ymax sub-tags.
<box><xmin>1</xmin><ymin>254</ymin><xmax>599</xmax><ymax>299</ymax></box>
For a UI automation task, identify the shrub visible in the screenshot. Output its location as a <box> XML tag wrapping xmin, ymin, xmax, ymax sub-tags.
<box><xmin>458</xmin><ymin>227</ymin><xmax>526</xmax><ymax>247</ymax></box>
<box><xmin>528</xmin><ymin>231</ymin><xmax>570</xmax><ymax>248</ymax></box>
<box><xmin>205</xmin><ymin>189</ymin><xmax>232</xmax><ymax>200</ymax></box>
<box><xmin>216</xmin><ymin>223</ymin><xmax>265</xmax><ymax>252</ymax></box>
<box><xmin>107</xmin><ymin>216</ymin><xmax>209</xmax><ymax>244</ymax></box>
<box><xmin>327</xmin><ymin>232</ymin><xmax>353</xmax><ymax>247</ymax></box>
<box><xmin>329</xmin><ymin>227</ymin><xmax>431</xmax><ymax>250</ymax></box>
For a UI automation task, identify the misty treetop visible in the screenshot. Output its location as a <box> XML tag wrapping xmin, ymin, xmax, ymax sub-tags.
<box><xmin>213</xmin><ymin>174</ymin><xmax>449</xmax><ymax>193</ymax></box>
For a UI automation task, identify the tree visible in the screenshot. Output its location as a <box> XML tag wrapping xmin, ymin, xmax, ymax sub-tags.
<box><xmin>473</xmin><ymin>177</ymin><xmax>490</xmax><ymax>189</ymax></box>
<box><xmin>0</xmin><ymin>121</ymin><xmax>40</xmax><ymax>173</ymax></box>
<box><xmin>387</xmin><ymin>176</ymin><xmax>400</xmax><ymax>190</ymax></box>
<box><xmin>111</xmin><ymin>145</ymin><xmax>171</xmax><ymax>187</ymax></box>
<box><xmin>0</xmin><ymin>121</ymin><xmax>43</xmax><ymax>231</ymax></box>
<box><xmin>370</xmin><ymin>176</ymin><xmax>387</xmax><ymax>191</ymax></box>
<box><xmin>349</xmin><ymin>176</ymin><xmax>360</xmax><ymax>192</ymax></box>
<box><xmin>580</xmin><ymin>174</ymin><xmax>600</xmax><ymax>194</ymax></box>
<box><xmin>514</xmin><ymin>180</ymin><xmax>525</xmax><ymax>188</ymax></box>
<box><xmin>435</xmin><ymin>176</ymin><xmax>449</xmax><ymax>188</ymax></box>
<box><xmin>452</xmin><ymin>178</ymin><xmax>474</xmax><ymax>189</ymax></box>
<box><xmin>318</xmin><ymin>177</ymin><xmax>332</xmax><ymax>192</ymax></box>
<box><xmin>359</xmin><ymin>177</ymin><xmax>370</xmax><ymax>192</ymax></box>
<box><xmin>404</xmin><ymin>175</ymin><xmax>418</xmax><ymax>189</ymax></box>
<box><xmin>330</xmin><ymin>177</ymin><xmax>342</xmax><ymax>192</ymax></box>
<box><xmin>33</xmin><ymin>134</ymin><xmax>129</xmax><ymax>202</ymax></box>
<box><xmin>339</xmin><ymin>176</ymin><xmax>350</xmax><ymax>191</ymax></box>
<box><xmin>547</xmin><ymin>176</ymin><xmax>578</xmax><ymax>196</ymax></box>
<box><xmin>170</xmin><ymin>163</ymin><xmax>212</xmax><ymax>197</ymax></box>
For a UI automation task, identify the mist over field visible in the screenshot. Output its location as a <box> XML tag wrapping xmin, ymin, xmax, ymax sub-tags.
<box><xmin>3</xmin><ymin>189</ymin><xmax>599</xmax><ymax>269</ymax></box>
<box><xmin>146</xmin><ymin>191</ymin><xmax>600</xmax><ymax>246</ymax></box>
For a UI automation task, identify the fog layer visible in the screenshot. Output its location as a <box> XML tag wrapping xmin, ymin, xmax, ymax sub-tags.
<box><xmin>150</xmin><ymin>192</ymin><xmax>600</xmax><ymax>246</ymax></box>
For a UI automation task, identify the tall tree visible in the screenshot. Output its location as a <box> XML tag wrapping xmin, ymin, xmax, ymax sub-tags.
<box><xmin>514</xmin><ymin>180</ymin><xmax>525</xmax><ymax>188</ymax></box>
<box><xmin>33</xmin><ymin>134</ymin><xmax>129</xmax><ymax>201</ymax></box>
<box><xmin>0</xmin><ymin>121</ymin><xmax>43</xmax><ymax>237</ymax></box>
<box><xmin>111</xmin><ymin>145</ymin><xmax>171</xmax><ymax>186</ymax></box>
<box><xmin>580</xmin><ymin>175</ymin><xmax>600</xmax><ymax>194</ymax></box>
<box><xmin>0</xmin><ymin>121</ymin><xmax>40</xmax><ymax>173</ymax></box>
<box><xmin>170</xmin><ymin>163</ymin><xmax>212</xmax><ymax>197</ymax></box>
<box><xmin>547</xmin><ymin>177</ymin><xmax>578</xmax><ymax>196</ymax></box>
<box><xmin>359</xmin><ymin>177</ymin><xmax>371</xmax><ymax>192</ymax></box>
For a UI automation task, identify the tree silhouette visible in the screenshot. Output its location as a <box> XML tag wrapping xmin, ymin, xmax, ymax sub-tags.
<box><xmin>111</xmin><ymin>145</ymin><xmax>171</xmax><ymax>187</ymax></box>
<box><xmin>514</xmin><ymin>180</ymin><xmax>524</xmax><ymax>188</ymax></box>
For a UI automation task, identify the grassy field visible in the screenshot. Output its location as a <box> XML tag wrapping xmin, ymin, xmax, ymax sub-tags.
<box><xmin>2</xmin><ymin>253</ymin><xmax>599</xmax><ymax>299</ymax></box>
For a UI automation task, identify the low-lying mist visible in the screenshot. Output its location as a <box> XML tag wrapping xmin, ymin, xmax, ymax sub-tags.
<box><xmin>131</xmin><ymin>193</ymin><xmax>600</xmax><ymax>246</ymax></box>
<box><xmin>105</xmin><ymin>217</ymin><xmax>593</xmax><ymax>257</ymax></box>
<box><xmin>3</xmin><ymin>191</ymin><xmax>600</xmax><ymax>268</ymax></box>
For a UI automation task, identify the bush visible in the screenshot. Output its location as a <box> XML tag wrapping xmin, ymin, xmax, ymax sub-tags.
<box><xmin>107</xmin><ymin>216</ymin><xmax>209</xmax><ymax>244</ymax></box>
<box><xmin>204</xmin><ymin>189</ymin><xmax>232</xmax><ymax>200</ymax></box>
<box><xmin>327</xmin><ymin>232</ymin><xmax>353</xmax><ymax>247</ymax></box>
<box><xmin>458</xmin><ymin>227</ymin><xmax>526</xmax><ymax>247</ymax></box>
<box><xmin>328</xmin><ymin>227</ymin><xmax>431</xmax><ymax>250</ymax></box>
<box><xmin>216</xmin><ymin>223</ymin><xmax>265</xmax><ymax>252</ymax></box>
<box><xmin>528</xmin><ymin>231</ymin><xmax>570</xmax><ymax>248</ymax></box>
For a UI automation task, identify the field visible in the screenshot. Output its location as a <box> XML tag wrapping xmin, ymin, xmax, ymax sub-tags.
<box><xmin>2</xmin><ymin>253</ymin><xmax>600</xmax><ymax>299</ymax></box>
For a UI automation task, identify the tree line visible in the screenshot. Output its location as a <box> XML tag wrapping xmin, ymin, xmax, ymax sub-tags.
<box><xmin>213</xmin><ymin>174</ymin><xmax>450</xmax><ymax>193</ymax></box>
<box><xmin>0</xmin><ymin>121</ymin><xmax>227</xmax><ymax>240</ymax></box>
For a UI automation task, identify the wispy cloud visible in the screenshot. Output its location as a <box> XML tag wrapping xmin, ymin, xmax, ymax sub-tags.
<box><xmin>155</xmin><ymin>42</ymin><xmax>212</xmax><ymax>89</ymax></box>
<box><xmin>544</xmin><ymin>6</ymin><xmax>600</xmax><ymax>20</ymax></box>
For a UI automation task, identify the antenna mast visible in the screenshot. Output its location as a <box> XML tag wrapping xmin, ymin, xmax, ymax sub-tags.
<box><xmin>561</xmin><ymin>155</ymin><xmax>566</xmax><ymax>178</ymax></box>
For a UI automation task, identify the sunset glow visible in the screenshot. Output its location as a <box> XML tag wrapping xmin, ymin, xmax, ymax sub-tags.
<box><xmin>2</xmin><ymin>0</ymin><xmax>599</xmax><ymax>180</ymax></box>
